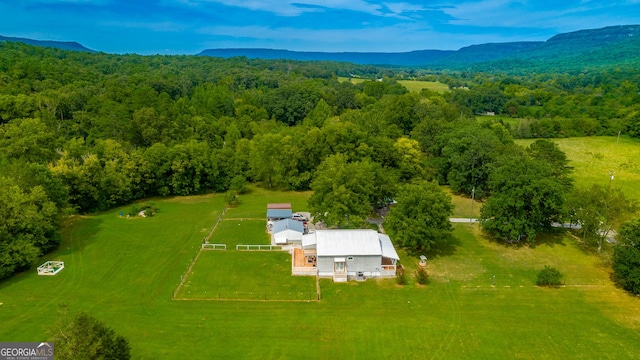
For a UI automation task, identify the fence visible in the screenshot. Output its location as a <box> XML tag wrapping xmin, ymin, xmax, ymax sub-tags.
<box><xmin>236</xmin><ymin>244</ymin><xmax>283</xmax><ymax>251</ymax></box>
<box><xmin>176</xmin><ymin>291</ymin><xmax>320</xmax><ymax>302</ymax></box>
<box><xmin>202</xmin><ymin>243</ymin><xmax>226</xmax><ymax>250</ymax></box>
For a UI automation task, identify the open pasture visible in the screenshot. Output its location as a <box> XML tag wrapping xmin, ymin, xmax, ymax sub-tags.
<box><xmin>207</xmin><ymin>219</ymin><xmax>270</xmax><ymax>248</ymax></box>
<box><xmin>515</xmin><ymin>136</ymin><xmax>640</xmax><ymax>200</ymax></box>
<box><xmin>176</xmin><ymin>251</ymin><xmax>317</xmax><ymax>301</ymax></box>
<box><xmin>1</xmin><ymin>189</ymin><xmax>640</xmax><ymax>358</ymax></box>
<box><xmin>337</xmin><ymin>77</ymin><xmax>449</xmax><ymax>93</ymax></box>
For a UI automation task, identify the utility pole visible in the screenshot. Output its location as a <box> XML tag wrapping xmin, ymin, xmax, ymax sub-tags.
<box><xmin>470</xmin><ymin>186</ymin><xmax>475</xmax><ymax>224</ymax></box>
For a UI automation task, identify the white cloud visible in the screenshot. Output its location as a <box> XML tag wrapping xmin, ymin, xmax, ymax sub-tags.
<box><xmin>101</xmin><ymin>20</ymin><xmax>188</xmax><ymax>32</ymax></box>
<box><xmin>183</xmin><ymin>0</ymin><xmax>384</xmax><ymax>16</ymax></box>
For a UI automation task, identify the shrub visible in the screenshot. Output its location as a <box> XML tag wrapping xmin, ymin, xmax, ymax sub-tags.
<box><xmin>225</xmin><ymin>190</ymin><xmax>239</xmax><ymax>206</ymax></box>
<box><xmin>396</xmin><ymin>266</ymin><xmax>407</xmax><ymax>285</ymax></box>
<box><xmin>536</xmin><ymin>266</ymin><xmax>564</xmax><ymax>287</ymax></box>
<box><xmin>415</xmin><ymin>266</ymin><xmax>429</xmax><ymax>285</ymax></box>
<box><xmin>127</xmin><ymin>204</ymin><xmax>141</xmax><ymax>217</ymax></box>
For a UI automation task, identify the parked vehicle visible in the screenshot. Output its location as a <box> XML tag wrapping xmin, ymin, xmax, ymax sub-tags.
<box><xmin>292</xmin><ymin>213</ymin><xmax>308</xmax><ymax>222</ymax></box>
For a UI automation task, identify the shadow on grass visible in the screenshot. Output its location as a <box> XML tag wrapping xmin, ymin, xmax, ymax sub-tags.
<box><xmin>403</xmin><ymin>234</ymin><xmax>462</xmax><ymax>259</ymax></box>
<box><xmin>0</xmin><ymin>216</ymin><xmax>103</xmax><ymax>291</ymax></box>
<box><xmin>531</xmin><ymin>228</ymin><xmax>568</xmax><ymax>248</ymax></box>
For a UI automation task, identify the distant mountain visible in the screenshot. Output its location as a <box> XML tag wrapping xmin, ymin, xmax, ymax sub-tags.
<box><xmin>199</xmin><ymin>48</ymin><xmax>455</xmax><ymax>67</ymax></box>
<box><xmin>199</xmin><ymin>25</ymin><xmax>640</xmax><ymax>72</ymax></box>
<box><xmin>0</xmin><ymin>35</ymin><xmax>95</xmax><ymax>53</ymax></box>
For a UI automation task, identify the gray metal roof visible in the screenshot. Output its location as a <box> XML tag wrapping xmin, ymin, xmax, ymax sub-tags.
<box><xmin>267</xmin><ymin>209</ymin><xmax>293</xmax><ymax>219</ymax></box>
<box><xmin>272</xmin><ymin>218</ymin><xmax>304</xmax><ymax>234</ymax></box>
<box><xmin>315</xmin><ymin>230</ymin><xmax>383</xmax><ymax>257</ymax></box>
<box><xmin>378</xmin><ymin>233</ymin><xmax>400</xmax><ymax>260</ymax></box>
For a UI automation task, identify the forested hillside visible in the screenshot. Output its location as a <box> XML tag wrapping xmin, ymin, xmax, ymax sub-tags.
<box><xmin>1</xmin><ymin>41</ymin><xmax>640</xmax><ymax>279</ymax></box>
<box><xmin>201</xmin><ymin>25</ymin><xmax>640</xmax><ymax>73</ymax></box>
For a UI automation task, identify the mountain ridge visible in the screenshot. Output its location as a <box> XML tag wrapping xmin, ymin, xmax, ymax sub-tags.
<box><xmin>0</xmin><ymin>35</ymin><xmax>96</xmax><ymax>53</ymax></box>
<box><xmin>199</xmin><ymin>25</ymin><xmax>640</xmax><ymax>70</ymax></box>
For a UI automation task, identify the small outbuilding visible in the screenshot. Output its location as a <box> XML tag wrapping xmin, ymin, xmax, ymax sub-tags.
<box><xmin>272</xmin><ymin>218</ymin><xmax>305</xmax><ymax>245</ymax></box>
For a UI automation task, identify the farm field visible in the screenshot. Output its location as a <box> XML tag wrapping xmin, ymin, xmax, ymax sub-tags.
<box><xmin>515</xmin><ymin>136</ymin><xmax>640</xmax><ymax>200</ymax></box>
<box><xmin>337</xmin><ymin>77</ymin><xmax>449</xmax><ymax>93</ymax></box>
<box><xmin>2</xmin><ymin>184</ymin><xmax>640</xmax><ymax>358</ymax></box>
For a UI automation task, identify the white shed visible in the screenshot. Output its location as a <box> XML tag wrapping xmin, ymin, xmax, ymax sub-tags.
<box><xmin>272</xmin><ymin>218</ymin><xmax>305</xmax><ymax>245</ymax></box>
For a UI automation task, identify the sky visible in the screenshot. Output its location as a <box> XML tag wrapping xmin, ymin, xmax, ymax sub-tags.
<box><xmin>1</xmin><ymin>0</ymin><xmax>639</xmax><ymax>55</ymax></box>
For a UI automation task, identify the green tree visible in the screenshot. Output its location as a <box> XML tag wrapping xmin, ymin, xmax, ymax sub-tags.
<box><xmin>480</xmin><ymin>154</ymin><xmax>567</xmax><ymax>244</ymax></box>
<box><xmin>612</xmin><ymin>218</ymin><xmax>640</xmax><ymax>295</ymax></box>
<box><xmin>569</xmin><ymin>185</ymin><xmax>638</xmax><ymax>253</ymax></box>
<box><xmin>0</xmin><ymin>117</ymin><xmax>57</xmax><ymax>163</ymax></box>
<box><xmin>441</xmin><ymin>124</ymin><xmax>510</xmax><ymax>199</ymax></box>
<box><xmin>385</xmin><ymin>181</ymin><xmax>454</xmax><ymax>253</ymax></box>
<box><xmin>308</xmin><ymin>154</ymin><xmax>382</xmax><ymax>228</ymax></box>
<box><xmin>0</xmin><ymin>177</ymin><xmax>60</xmax><ymax>279</ymax></box>
<box><xmin>51</xmin><ymin>308</ymin><xmax>131</xmax><ymax>360</ymax></box>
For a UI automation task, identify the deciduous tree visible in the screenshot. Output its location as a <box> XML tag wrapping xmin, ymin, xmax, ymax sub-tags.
<box><xmin>385</xmin><ymin>181</ymin><xmax>454</xmax><ymax>253</ymax></box>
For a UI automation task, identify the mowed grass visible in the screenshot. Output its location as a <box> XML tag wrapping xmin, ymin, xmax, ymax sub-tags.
<box><xmin>515</xmin><ymin>136</ymin><xmax>640</xmax><ymax>200</ymax></box>
<box><xmin>397</xmin><ymin>79</ymin><xmax>449</xmax><ymax>93</ymax></box>
<box><xmin>2</xmin><ymin>189</ymin><xmax>640</xmax><ymax>358</ymax></box>
<box><xmin>176</xmin><ymin>251</ymin><xmax>316</xmax><ymax>301</ymax></box>
<box><xmin>223</xmin><ymin>186</ymin><xmax>311</xmax><ymax>219</ymax></box>
<box><xmin>208</xmin><ymin>219</ymin><xmax>270</xmax><ymax>248</ymax></box>
<box><xmin>336</xmin><ymin>77</ymin><xmax>449</xmax><ymax>93</ymax></box>
<box><xmin>443</xmin><ymin>185</ymin><xmax>483</xmax><ymax>218</ymax></box>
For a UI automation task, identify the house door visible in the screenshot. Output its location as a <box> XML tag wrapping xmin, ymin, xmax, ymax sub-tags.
<box><xmin>335</xmin><ymin>261</ymin><xmax>345</xmax><ymax>272</ymax></box>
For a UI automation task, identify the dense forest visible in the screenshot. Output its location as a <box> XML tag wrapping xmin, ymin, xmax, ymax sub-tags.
<box><xmin>1</xmin><ymin>41</ymin><xmax>640</xmax><ymax>280</ymax></box>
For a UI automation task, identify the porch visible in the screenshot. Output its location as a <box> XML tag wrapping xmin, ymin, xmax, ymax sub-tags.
<box><xmin>291</xmin><ymin>247</ymin><xmax>317</xmax><ymax>276</ymax></box>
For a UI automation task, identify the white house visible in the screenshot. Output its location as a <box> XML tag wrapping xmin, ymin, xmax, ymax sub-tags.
<box><xmin>272</xmin><ymin>218</ymin><xmax>305</xmax><ymax>245</ymax></box>
<box><xmin>293</xmin><ymin>229</ymin><xmax>399</xmax><ymax>282</ymax></box>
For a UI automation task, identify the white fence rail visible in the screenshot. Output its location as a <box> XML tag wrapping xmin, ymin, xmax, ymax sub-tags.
<box><xmin>236</xmin><ymin>244</ymin><xmax>283</xmax><ymax>251</ymax></box>
<box><xmin>202</xmin><ymin>243</ymin><xmax>226</xmax><ymax>250</ymax></box>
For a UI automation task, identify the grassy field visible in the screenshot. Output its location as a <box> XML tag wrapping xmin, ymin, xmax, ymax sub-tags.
<box><xmin>176</xmin><ymin>251</ymin><xmax>317</xmax><ymax>301</ymax></box>
<box><xmin>515</xmin><ymin>136</ymin><xmax>640</xmax><ymax>200</ymax></box>
<box><xmin>443</xmin><ymin>186</ymin><xmax>482</xmax><ymax>218</ymax></box>
<box><xmin>2</xmin><ymin>186</ymin><xmax>640</xmax><ymax>358</ymax></box>
<box><xmin>337</xmin><ymin>77</ymin><xmax>449</xmax><ymax>93</ymax></box>
<box><xmin>207</xmin><ymin>219</ymin><xmax>270</xmax><ymax>248</ymax></box>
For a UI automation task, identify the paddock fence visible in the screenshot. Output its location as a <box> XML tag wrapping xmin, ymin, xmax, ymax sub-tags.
<box><xmin>236</xmin><ymin>244</ymin><xmax>282</xmax><ymax>251</ymax></box>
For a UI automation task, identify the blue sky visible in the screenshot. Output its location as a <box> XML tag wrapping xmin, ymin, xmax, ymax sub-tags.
<box><xmin>1</xmin><ymin>0</ymin><xmax>638</xmax><ymax>54</ymax></box>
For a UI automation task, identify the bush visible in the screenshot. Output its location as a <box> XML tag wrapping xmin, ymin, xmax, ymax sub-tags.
<box><xmin>536</xmin><ymin>266</ymin><xmax>564</xmax><ymax>287</ymax></box>
<box><xmin>225</xmin><ymin>190</ymin><xmax>239</xmax><ymax>206</ymax></box>
<box><xmin>396</xmin><ymin>266</ymin><xmax>407</xmax><ymax>285</ymax></box>
<box><xmin>127</xmin><ymin>204</ymin><xmax>141</xmax><ymax>217</ymax></box>
<box><xmin>415</xmin><ymin>266</ymin><xmax>429</xmax><ymax>285</ymax></box>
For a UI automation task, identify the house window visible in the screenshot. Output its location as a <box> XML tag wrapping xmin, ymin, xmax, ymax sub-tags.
<box><xmin>347</xmin><ymin>256</ymin><xmax>354</xmax><ymax>261</ymax></box>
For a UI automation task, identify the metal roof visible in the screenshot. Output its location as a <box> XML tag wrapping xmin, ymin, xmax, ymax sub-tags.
<box><xmin>266</xmin><ymin>209</ymin><xmax>293</xmax><ymax>219</ymax></box>
<box><xmin>302</xmin><ymin>233</ymin><xmax>317</xmax><ymax>249</ymax></box>
<box><xmin>272</xmin><ymin>218</ymin><xmax>304</xmax><ymax>234</ymax></box>
<box><xmin>378</xmin><ymin>233</ymin><xmax>400</xmax><ymax>260</ymax></box>
<box><xmin>267</xmin><ymin>203</ymin><xmax>292</xmax><ymax>209</ymax></box>
<box><xmin>315</xmin><ymin>230</ymin><xmax>383</xmax><ymax>257</ymax></box>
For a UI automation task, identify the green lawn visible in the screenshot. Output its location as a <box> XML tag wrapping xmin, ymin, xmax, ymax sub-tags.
<box><xmin>443</xmin><ymin>186</ymin><xmax>483</xmax><ymax>218</ymax></box>
<box><xmin>515</xmin><ymin>136</ymin><xmax>640</xmax><ymax>201</ymax></box>
<box><xmin>224</xmin><ymin>186</ymin><xmax>311</xmax><ymax>219</ymax></box>
<box><xmin>208</xmin><ymin>219</ymin><xmax>270</xmax><ymax>248</ymax></box>
<box><xmin>176</xmin><ymin>251</ymin><xmax>316</xmax><ymax>301</ymax></box>
<box><xmin>2</xmin><ymin>189</ymin><xmax>640</xmax><ymax>359</ymax></box>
